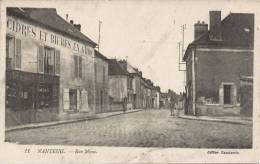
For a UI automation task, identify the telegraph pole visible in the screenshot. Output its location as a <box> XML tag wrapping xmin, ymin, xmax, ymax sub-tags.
<box><xmin>180</xmin><ymin>24</ymin><xmax>186</xmax><ymax>58</ymax></box>
<box><xmin>178</xmin><ymin>24</ymin><xmax>186</xmax><ymax>88</ymax></box>
<box><xmin>97</xmin><ymin>20</ymin><xmax>102</xmax><ymax>52</ymax></box>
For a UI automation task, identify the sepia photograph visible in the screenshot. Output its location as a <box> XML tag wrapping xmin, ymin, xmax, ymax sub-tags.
<box><xmin>0</xmin><ymin>0</ymin><xmax>259</xmax><ymax>163</ymax></box>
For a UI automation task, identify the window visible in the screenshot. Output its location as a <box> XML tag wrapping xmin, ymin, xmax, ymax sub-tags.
<box><xmin>44</xmin><ymin>47</ymin><xmax>55</xmax><ymax>74</ymax></box>
<box><xmin>74</xmin><ymin>55</ymin><xmax>83</xmax><ymax>78</ymax></box>
<box><xmin>38</xmin><ymin>84</ymin><xmax>53</xmax><ymax>108</ymax></box>
<box><xmin>6</xmin><ymin>35</ymin><xmax>21</xmax><ymax>69</ymax></box>
<box><xmin>38</xmin><ymin>46</ymin><xmax>60</xmax><ymax>75</ymax></box>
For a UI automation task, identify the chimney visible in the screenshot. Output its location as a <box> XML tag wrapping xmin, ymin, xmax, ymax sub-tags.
<box><xmin>194</xmin><ymin>20</ymin><xmax>208</xmax><ymax>40</ymax></box>
<box><xmin>209</xmin><ymin>11</ymin><xmax>222</xmax><ymax>40</ymax></box>
<box><xmin>74</xmin><ymin>24</ymin><xmax>81</xmax><ymax>31</ymax></box>
<box><xmin>70</xmin><ymin>20</ymin><xmax>74</xmax><ymax>25</ymax></box>
<box><xmin>66</xmin><ymin>14</ymin><xmax>68</xmax><ymax>21</ymax></box>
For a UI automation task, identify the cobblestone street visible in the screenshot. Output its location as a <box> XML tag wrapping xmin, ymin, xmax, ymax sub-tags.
<box><xmin>5</xmin><ymin>110</ymin><xmax>252</xmax><ymax>148</ymax></box>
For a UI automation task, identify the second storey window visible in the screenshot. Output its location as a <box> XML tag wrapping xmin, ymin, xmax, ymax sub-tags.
<box><xmin>6</xmin><ymin>35</ymin><xmax>21</xmax><ymax>69</ymax></box>
<box><xmin>38</xmin><ymin>46</ymin><xmax>60</xmax><ymax>75</ymax></box>
<box><xmin>44</xmin><ymin>47</ymin><xmax>55</xmax><ymax>74</ymax></box>
<box><xmin>74</xmin><ymin>55</ymin><xmax>82</xmax><ymax>79</ymax></box>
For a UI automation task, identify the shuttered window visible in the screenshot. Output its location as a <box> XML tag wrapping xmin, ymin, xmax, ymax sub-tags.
<box><xmin>38</xmin><ymin>46</ymin><xmax>44</xmax><ymax>73</ymax></box>
<box><xmin>15</xmin><ymin>38</ymin><xmax>21</xmax><ymax>69</ymax></box>
<box><xmin>55</xmin><ymin>50</ymin><xmax>60</xmax><ymax>75</ymax></box>
<box><xmin>79</xmin><ymin>56</ymin><xmax>82</xmax><ymax>78</ymax></box>
<box><xmin>74</xmin><ymin>55</ymin><xmax>83</xmax><ymax>79</ymax></box>
<box><xmin>74</xmin><ymin>55</ymin><xmax>78</xmax><ymax>77</ymax></box>
<box><xmin>6</xmin><ymin>35</ymin><xmax>15</xmax><ymax>69</ymax></box>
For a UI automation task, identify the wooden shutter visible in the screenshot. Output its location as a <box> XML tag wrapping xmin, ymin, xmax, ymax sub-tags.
<box><xmin>82</xmin><ymin>58</ymin><xmax>85</xmax><ymax>80</ymax></box>
<box><xmin>74</xmin><ymin>55</ymin><xmax>78</xmax><ymax>78</ymax></box>
<box><xmin>15</xmin><ymin>38</ymin><xmax>21</xmax><ymax>69</ymax></box>
<box><xmin>63</xmin><ymin>88</ymin><xmax>70</xmax><ymax>110</ymax></box>
<box><xmin>77</xmin><ymin>90</ymin><xmax>81</xmax><ymax>110</ymax></box>
<box><xmin>38</xmin><ymin>46</ymin><xmax>44</xmax><ymax>73</ymax></box>
<box><xmin>79</xmin><ymin>56</ymin><xmax>82</xmax><ymax>78</ymax></box>
<box><xmin>55</xmin><ymin>50</ymin><xmax>60</xmax><ymax>75</ymax></box>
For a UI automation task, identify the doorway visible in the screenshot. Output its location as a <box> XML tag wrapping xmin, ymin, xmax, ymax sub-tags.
<box><xmin>223</xmin><ymin>85</ymin><xmax>231</xmax><ymax>104</ymax></box>
<box><xmin>69</xmin><ymin>89</ymin><xmax>77</xmax><ymax>111</ymax></box>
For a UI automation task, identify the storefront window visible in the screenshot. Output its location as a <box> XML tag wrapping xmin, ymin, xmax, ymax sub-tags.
<box><xmin>39</xmin><ymin>84</ymin><xmax>52</xmax><ymax>108</ymax></box>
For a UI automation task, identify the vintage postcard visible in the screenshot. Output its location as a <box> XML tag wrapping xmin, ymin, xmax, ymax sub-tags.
<box><xmin>0</xmin><ymin>0</ymin><xmax>259</xmax><ymax>163</ymax></box>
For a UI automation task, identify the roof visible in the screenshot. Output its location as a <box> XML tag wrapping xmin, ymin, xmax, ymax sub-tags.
<box><xmin>7</xmin><ymin>7</ymin><xmax>97</xmax><ymax>47</ymax></box>
<box><xmin>94</xmin><ymin>50</ymin><xmax>109</xmax><ymax>61</ymax></box>
<box><xmin>108</xmin><ymin>59</ymin><xmax>129</xmax><ymax>76</ymax></box>
<box><xmin>184</xmin><ymin>13</ymin><xmax>254</xmax><ymax>60</ymax></box>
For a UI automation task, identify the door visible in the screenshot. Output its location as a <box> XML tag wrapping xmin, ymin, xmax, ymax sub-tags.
<box><xmin>69</xmin><ymin>89</ymin><xmax>77</xmax><ymax>111</ymax></box>
<box><xmin>224</xmin><ymin>85</ymin><xmax>231</xmax><ymax>104</ymax></box>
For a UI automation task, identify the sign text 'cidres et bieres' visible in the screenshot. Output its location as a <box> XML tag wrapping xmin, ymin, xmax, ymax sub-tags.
<box><xmin>7</xmin><ymin>18</ymin><xmax>92</xmax><ymax>55</ymax></box>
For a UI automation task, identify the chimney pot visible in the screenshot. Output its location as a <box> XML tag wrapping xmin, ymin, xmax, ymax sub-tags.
<box><xmin>194</xmin><ymin>21</ymin><xmax>208</xmax><ymax>40</ymax></box>
<box><xmin>70</xmin><ymin>20</ymin><xmax>74</xmax><ymax>25</ymax></box>
<box><xmin>74</xmin><ymin>24</ymin><xmax>81</xmax><ymax>31</ymax></box>
<box><xmin>66</xmin><ymin>14</ymin><xmax>68</xmax><ymax>21</ymax></box>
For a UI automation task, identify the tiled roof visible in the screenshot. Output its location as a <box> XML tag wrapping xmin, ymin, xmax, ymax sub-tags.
<box><xmin>7</xmin><ymin>7</ymin><xmax>97</xmax><ymax>47</ymax></box>
<box><xmin>108</xmin><ymin>59</ymin><xmax>129</xmax><ymax>76</ymax></box>
<box><xmin>184</xmin><ymin>13</ymin><xmax>254</xmax><ymax>60</ymax></box>
<box><xmin>94</xmin><ymin>50</ymin><xmax>109</xmax><ymax>61</ymax></box>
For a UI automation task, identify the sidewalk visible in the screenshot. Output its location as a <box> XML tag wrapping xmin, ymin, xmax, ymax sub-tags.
<box><xmin>5</xmin><ymin>109</ymin><xmax>143</xmax><ymax>132</ymax></box>
<box><xmin>178</xmin><ymin>114</ymin><xmax>252</xmax><ymax>125</ymax></box>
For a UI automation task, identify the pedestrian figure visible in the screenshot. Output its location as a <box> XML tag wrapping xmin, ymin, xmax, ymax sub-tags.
<box><xmin>170</xmin><ymin>98</ymin><xmax>175</xmax><ymax>116</ymax></box>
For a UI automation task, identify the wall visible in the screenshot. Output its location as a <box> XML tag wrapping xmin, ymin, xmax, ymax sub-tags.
<box><xmin>6</xmin><ymin>15</ymin><xmax>95</xmax><ymax>124</ymax></box>
<box><xmin>109</xmin><ymin>75</ymin><xmax>127</xmax><ymax>102</ymax></box>
<box><xmin>240</xmin><ymin>79</ymin><xmax>253</xmax><ymax>116</ymax></box>
<box><xmin>95</xmin><ymin>57</ymin><xmax>109</xmax><ymax>113</ymax></box>
<box><xmin>185</xmin><ymin>51</ymin><xmax>194</xmax><ymax>115</ymax></box>
<box><xmin>195</xmin><ymin>48</ymin><xmax>253</xmax><ymax>104</ymax></box>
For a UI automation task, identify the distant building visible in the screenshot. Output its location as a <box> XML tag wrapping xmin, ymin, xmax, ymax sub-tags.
<box><xmin>108</xmin><ymin>59</ymin><xmax>134</xmax><ymax>111</ymax></box>
<box><xmin>183</xmin><ymin>11</ymin><xmax>254</xmax><ymax>116</ymax></box>
<box><xmin>160</xmin><ymin>92</ymin><xmax>170</xmax><ymax>109</ymax></box>
<box><xmin>5</xmin><ymin>8</ymin><xmax>97</xmax><ymax>127</ymax></box>
<box><xmin>94</xmin><ymin>50</ymin><xmax>109</xmax><ymax>113</ymax></box>
<box><xmin>118</xmin><ymin>60</ymin><xmax>144</xmax><ymax>109</ymax></box>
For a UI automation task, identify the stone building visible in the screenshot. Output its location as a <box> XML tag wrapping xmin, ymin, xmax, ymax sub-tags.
<box><xmin>183</xmin><ymin>11</ymin><xmax>254</xmax><ymax>116</ymax></box>
<box><xmin>94</xmin><ymin>50</ymin><xmax>109</xmax><ymax>113</ymax></box>
<box><xmin>118</xmin><ymin>60</ymin><xmax>144</xmax><ymax>109</ymax></box>
<box><xmin>5</xmin><ymin>8</ymin><xmax>96</xmax><ymax>127</ymax></box>
<box><xmin>108</xmin><ymin>59</ymin><xmax>134</xmax><ymax>111</ymax></box>
<box><xmin>240</xmin><ymin>76</ymin><xmax>253</xmax><ymax>117</ymax></box>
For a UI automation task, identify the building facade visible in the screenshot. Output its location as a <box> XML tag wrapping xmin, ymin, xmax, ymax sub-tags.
<box><xmin>5</xmin><ymin>8</ymin><xmax>96</xmax><ymax>127</ymax></box>
<box><xmin>183</xmin><ymin>11</ymin><xmax>254</xmax><ymax>116</ymax></box>
<box><xmin>108</xmin><ymin>59</ymin><xmax>133</xmax><ymax>111</ymax></box>
<box><xmin>94</xmin><ymin>50</ymin><xmax>109</xmax><ymax>113</ymax></box>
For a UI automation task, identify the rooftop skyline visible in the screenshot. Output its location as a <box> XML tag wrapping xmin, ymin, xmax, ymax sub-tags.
<box><xmin>3</xmin><ymin>0</ymin><xmax>257</xmax><ymax>93</ymax></box>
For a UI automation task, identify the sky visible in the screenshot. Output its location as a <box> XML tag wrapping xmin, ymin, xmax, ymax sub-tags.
<box><xmin>4</xmin><ymin>0</ymin><xmax>258</xmax><ymax>93</ymax></box>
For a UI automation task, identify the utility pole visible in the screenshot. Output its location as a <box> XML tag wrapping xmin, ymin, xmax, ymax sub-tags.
<box><xmin>178</xmin><ymin>24</ymin><xmax>186</xmax><ymax>89</ymax></box>
<box><xmin>180</xmin><ymin>24</ymin><xmax>186</xmax><ymax>58</ymax></box>
<box><xmin>97</xmin><ymin>20</ymin><xmax>102</xmax><ymax>52</ymax></box>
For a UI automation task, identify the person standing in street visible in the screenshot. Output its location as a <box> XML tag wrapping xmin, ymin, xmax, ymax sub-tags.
<box><xmin>170</xmin><ymin>98</ymin><xmax>175</xmax><ymax>116</ymax></box>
